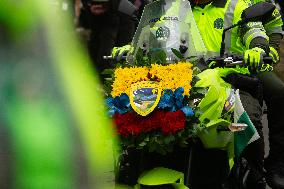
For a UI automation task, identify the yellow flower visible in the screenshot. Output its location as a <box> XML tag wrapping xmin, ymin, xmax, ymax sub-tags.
<box><xmin>149</xmin><ymin>62</ymin><xmax>193</xmax><ymax>95</ymax></box>
<box><xmin>111</xmin><ymin>62</ymin><xmax>193</xmax><ymax>97</ymax></box>
<box><xmin>111</xmin><ymin>66</ymin><xmax>149</xmax><ymax>97</ymax></box>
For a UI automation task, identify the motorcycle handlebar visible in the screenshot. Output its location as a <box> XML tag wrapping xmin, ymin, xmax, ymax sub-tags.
<box><xmin>207</xmin><ymin>55</ymin><xmax>273</xmax><ymax>70</ymax></box>
<box><xmin>103</xmin><ymin>55</ymin><xmax>113</xmax><ymax>60</ymax></box>
<box><xmin>103</xmin><ymin>55</ymin><xmax>127</xmax><ymax>60</ymax></box>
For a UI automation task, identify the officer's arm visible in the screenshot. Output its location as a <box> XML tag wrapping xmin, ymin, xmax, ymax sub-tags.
<box><xmin>240</xmin><ymin>22</ymin><xmax>269</xmax><ymax>53</ymax></box>
<box><xmin>263</xmin><ymin>5</ymin><xmax>283</xmax><ymax>36</ymax></box>
<box><xmin>249</xmin><ymin>36</ymin><xmax>269</xmax><ymax>52</ymax></box>
<box><xmin>263</xmin><ymin>5</ymin><xmax>283</xmax><ymax>64</ymax></box>
<box><xmin>268</xmin><ymin>33</ymin><xmax>283</xmax><ymax>64</ymax></box>
<box><xmin>239</xmin><ymin>20</ymin><xmax>271</xmax><ymax>71</ymax></box>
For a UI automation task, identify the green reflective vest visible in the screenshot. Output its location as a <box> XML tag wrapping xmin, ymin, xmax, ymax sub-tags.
<box><xmin>192</xmin><ymin>0</ymin><xmax>268</xmax><ymax>55</ymax></box>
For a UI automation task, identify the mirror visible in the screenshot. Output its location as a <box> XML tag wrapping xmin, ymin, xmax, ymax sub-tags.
<box><xmin>241</xmin><ymin>2</ymin><xmax>276</xmax><ymax>23</ymax></box>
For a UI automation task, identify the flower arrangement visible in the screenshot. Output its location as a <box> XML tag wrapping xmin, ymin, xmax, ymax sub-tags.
<box><xmin>103</xmin><ymin>49</ymin><xmax>207</xmax><ymax>154</ymax></box>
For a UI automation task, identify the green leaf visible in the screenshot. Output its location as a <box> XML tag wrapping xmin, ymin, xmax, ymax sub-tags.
<box><xmin>103</xmin><ymin>79</ymin><xmax>113</xmax><ymax>95</ymax></box>
<box><xmin>138</xmin><ymin>141</ymin><xmax>147</xmax><ymax>147</ymax></box>
<box><xmin>178</xmin><ymin>138</ymin><xmax>189</xmax><ymax>147</ymax></box>
<box><xmin>186</xmin><ymin>56</ymin><xmax>197</xmax><ymax>60</ymax></box>
<box><xmin>144</xmin><ymin>136</ymin><xmax>150</xmax><ymax>142</ymax></box>
<box><xmin>191</xmin><ymin>76</ymin><xmax>201</xmax><ymax>85</ymax></box>
<box><xmin>164</xmin><ymin>135</ymin><xmax>175</xmax><ymax>144</ymax></box>
<box><xmin>193</xmin><ymin>67</ymin><xmax>201</xmax><ymax>75</ymax></box>
<box><xmin>101</xmin><ymin>69</ymin><xmax>114</xmax><ymax>75</ymax></box>
<box><xmin>149</xmin><ymin>49</ymin><xmax>167</xmax><ymax>65</ymax></box>
<box><xmin>171</xmin><ymin>48</ymin><xmax>184</xmax><ymax>59</ymax></box>
<box><xmin>135</xmin><ymin>48</ymin><xmax>150</xmax><ymax>66</ymax></box>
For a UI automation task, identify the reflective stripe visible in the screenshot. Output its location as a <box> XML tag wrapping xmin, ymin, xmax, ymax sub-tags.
<box><xmin>265</xmin><ymin>15</ymin><xmax>283</xmax><ymax>25</ymax></box>
<box><xmin>224</xmin><ymin>0</ymin><xmax>238</xmax><ymax>53</ymax></box>
<box><xmin>272</xmin><ymin>11</ymin><xmax>281</xmax><ymax>20</ymax></box>
<box><xmin>264</xmin><ymin>15</ymin><xmax>284</xmax><ymax>35</ymax></box>
<box><xmin>269</xmin><ymin>46</ymin><xmax>280</xmax><ymax>64</ymax></box>
<box><xmin>245</xmin><ymin>31</ymin><xmax>268</xmax><ymax>48</ymax></box>
<box><xmin>243</xmin><ymin>28</ymin><xmax>268</xmax><ymax>48</ymax></box>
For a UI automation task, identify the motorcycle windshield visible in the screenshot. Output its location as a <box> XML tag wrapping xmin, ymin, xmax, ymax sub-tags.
<box><xmin>127</xmin><ymin>0</ymin><xmax>207</xmax><ymax>63</ymax></box>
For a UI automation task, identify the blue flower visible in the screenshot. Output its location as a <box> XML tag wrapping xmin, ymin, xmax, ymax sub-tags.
<box><xmin>116</xmin><ymin>93</ymin><xmax>131</xmax><ymax>111</ymax></box>
<box><xmin>158</xmin><ymin>88</ymin><xmax>186</xmax><ymax>112</ymax></box>
<box><xmin>158</xmin><ymin>89</ymin><xmax>176</xmax><ymax>111</ymax></box>
<box><xmin>181</xmin><ymin>106</ymin><xmax>194</xmax><ymax>117</ymax></box>
<box><xmin>106</xmin><ymin>93</ymin><xmax>130</xmax><ymax>116</ymax></box>
<box><xmin>174</xmin><ymin>87</ymin><xmax>184</xmax><ymax>109</ymax></box>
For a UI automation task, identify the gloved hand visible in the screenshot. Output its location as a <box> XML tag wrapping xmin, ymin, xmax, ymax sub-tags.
<box><xmin>257</xmin><ymin>46</ymin><xmax>278</xmax><ymax>72</ymax></box>
<box><xmin>111</xmin><ymin>44</ymin><xmax>132</xmax><ymax>61</ymax></box>
<box><xmin>244</xmin><ymin>47</ymin><xmax>266</xmax><ymax>71</ymax></box>
<box><xmin>269</xmin><ymin>46</ymin><xmax>280</xmax><ymax>65</ymax></box>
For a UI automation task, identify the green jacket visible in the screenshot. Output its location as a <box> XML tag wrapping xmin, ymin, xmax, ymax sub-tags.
<box><xmin>192</xmin><ymin>0</ymin><xmax>269</xmax><ymax>56</ymax></box>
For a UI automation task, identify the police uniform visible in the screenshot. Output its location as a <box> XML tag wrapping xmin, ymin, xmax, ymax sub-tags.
<box><xmin>245</xmin><ymin>1</ymin><xmax>284</xmax><ymax>188</ymax></box>
<box><xmin>190</xmin><ymin>0</ymin><xmax>269</xmax><ymax>188</ymax></box>
<box><xmin>192</xmin><ymin>0</ymin><xmax>269</xmax><ymax>56</ymax></box>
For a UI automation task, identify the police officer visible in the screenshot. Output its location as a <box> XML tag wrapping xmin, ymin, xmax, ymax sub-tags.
<box><xmin>189</xmin><ymin>0</ymin><xmax>269</xmax><ymax>188</ymax></box>
<box><xmin>79</xmin><ymin>0</ymin><xmax>135</xmax><ymax>79</ymax></box>
<box><xmin>246</xmin><ymin>0</ymin><xmax>284</xmax><ymax>188</ymax></box>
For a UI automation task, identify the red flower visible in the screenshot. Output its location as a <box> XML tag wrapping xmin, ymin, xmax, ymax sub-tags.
<box><xmin>113</xmin><ymin>110</ymin><xmax>186</xmax><ymax>137</ymax></box>
<box><xmin>142</xmin><ymin>112</ymin><xmax>161</xmax><ymax>132</ymax></box>
<box><xmin>161</xmin><ymin>110</ymin><xmax>186</xmax><ymax>135</ymax></box>
<box><xmin>114</xmin><ymin>112</ymin><xmax>142</xmax><ymax>137</ymax></box>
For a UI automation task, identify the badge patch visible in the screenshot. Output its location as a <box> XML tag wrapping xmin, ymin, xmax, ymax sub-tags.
<box><xmin>156</xmin><ymin>26</ymin><xmax>170</xmax><ymax>41</ymax></box>
<box><xmin>130</xmin><ymin>81</ymin><xmax>162</xmax><ymax>116</ymax></box>
<box><xmin>214</xmin><ymin>18</ymin><xmax>224</xmax><ymax>29</ymax></box>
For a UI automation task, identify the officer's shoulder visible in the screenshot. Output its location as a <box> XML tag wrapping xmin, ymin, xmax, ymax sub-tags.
<box><xmin>236</xmin><ymin>0</ymin><xmax>251</xmax><ymax>8</ymax></box>
<box><xmin>234</xmin><ymin>0</ymin><xmax>250</xmax><ymax>12</ymax></box>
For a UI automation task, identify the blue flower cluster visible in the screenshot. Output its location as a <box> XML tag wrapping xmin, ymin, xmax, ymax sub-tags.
<box><xmin>158</xmin><ymin>87</ymin><xmax>194</xmax><ymax>117</ymax></box>
<box><xmin>106</xmin><ymin>93</ymin><xmax>130</xmax><ymax>116</ymax></box>
<box><xmin>106</xmin><ymin>87</ymin><xmax>194</xmax><ymax>117</ymax></box>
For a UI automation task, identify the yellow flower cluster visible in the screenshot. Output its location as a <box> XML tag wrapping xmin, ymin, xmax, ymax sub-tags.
<box><xmin>111</xmin><ymin>62</ymin><xmax>193</xmax><ymax>97</ymax></box>
<box><xmin>149</xmin><ymin>63</ymin><xmax>193</xmax><ymax>95</ymax></box>
<box><xmin>111</xmin><ymin>66</ymin><xmax>149</xmax><ymax>97</ymax></box>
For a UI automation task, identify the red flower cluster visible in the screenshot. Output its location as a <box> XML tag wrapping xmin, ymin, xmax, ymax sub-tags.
<box><xmin>113</xmin><ymin>110</ymin><xmax>186</xmax><ymax>137</ymax></box>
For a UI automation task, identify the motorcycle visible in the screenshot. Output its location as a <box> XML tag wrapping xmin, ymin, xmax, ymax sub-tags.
<box><xmin>103</xmin><ymin>1</ymin><xmax>275</xmax><ymax>189</ymax></box>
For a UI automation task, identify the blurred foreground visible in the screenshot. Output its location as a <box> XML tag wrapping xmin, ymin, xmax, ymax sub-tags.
<box><xmin>0</xmin><ymin>1</ymin><xmax>117</xmax><ymax>189</ymax></box>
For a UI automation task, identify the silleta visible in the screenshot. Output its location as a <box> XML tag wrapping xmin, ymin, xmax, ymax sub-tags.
<box><xmin>149</xmin><ymin>16</ymin><xmax>179</xmax><ymax>23</ymax></box>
